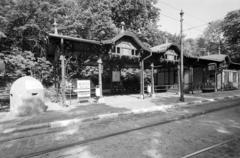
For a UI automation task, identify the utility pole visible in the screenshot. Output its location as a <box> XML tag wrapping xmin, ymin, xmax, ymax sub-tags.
<box><xmin>179</xmin><ymin>10</ymin><xmax>184</xmax><ymax>102</ymax></box>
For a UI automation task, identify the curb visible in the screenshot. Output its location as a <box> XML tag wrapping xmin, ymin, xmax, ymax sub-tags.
<box><xmin>1</xmin><ymin>95</ymin><xmax>240</xmax><ymax>135</ymax></box>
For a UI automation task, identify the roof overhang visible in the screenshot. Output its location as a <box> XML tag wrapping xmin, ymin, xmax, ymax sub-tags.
<box><xmin>199</xmin><ymin>54</ymin><xmax>228</xmax><ymax>63</ymax></box>
<box><xmin>48</xmin><ymin>33</ymin><xmax>101</xmax><ymax>45</ymax></box>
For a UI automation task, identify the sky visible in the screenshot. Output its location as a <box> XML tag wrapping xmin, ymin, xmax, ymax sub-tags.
<box><xmin>155</xmin><ymin>0</ymin><xmax>240</xmax><ymax>39</ymax></box>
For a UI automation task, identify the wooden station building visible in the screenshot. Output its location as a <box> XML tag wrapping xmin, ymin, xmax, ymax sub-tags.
<box><xmin>47</xmin><ymin>29</ymin><xmax>240</xmax><ymax>101</ymax></box>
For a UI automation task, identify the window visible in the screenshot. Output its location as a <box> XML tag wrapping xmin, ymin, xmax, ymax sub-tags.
<box><xmin>131</xmin><ymin>50</ymin><xmax>135</xmax><ymax>56</ymax></box>
<box><xmin>117</xmin><ymin>47</ymin><xmax>120</xmax><ymax>54</ymax></box>
<box><xmin>224</xmin><ymin>71</ymin><xmax>229</xmax><ymax>83</ymax></box>
<box><xmin>233</xmin><ymin>72</ymin><xmax>237</xmax><ymax>82</ymax></box>
<box><xmin>208</xmin><ymin>64</ymin><xmax>215</xmax><ymax>71</ymax></box>
<box><xmin>111</xmin><ymin>46</ymin><xmax>116</xmax><ymax>53</ymax></box>
<box><xmin>136</xmin><ymin>50</ymin><xmax>139</xmax><ymax>56</ymax></box>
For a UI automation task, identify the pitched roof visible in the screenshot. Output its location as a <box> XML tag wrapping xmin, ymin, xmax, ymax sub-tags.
<box><xmin>199</xmin><ymin>54</ymin><xmax>228</xmax><ymax>62</ymax></box>
<box><xmin>102</xmin><ymin>31</ymin><xmax>151</xmax><ymax>52</ymax></box>
<box><xmin>151</xmin><ymin>43</ymin><xmax>180</xmax><ymax>55</ymax></box>
<box><xmin>48</xmin><ymin>33</ymin><xmax>100</xmax><ymax>45</ymax></box>
<box><xmin>199</xmin><ymin>54</ymin><xmax>240</xmax><ymax>68</ymax></box>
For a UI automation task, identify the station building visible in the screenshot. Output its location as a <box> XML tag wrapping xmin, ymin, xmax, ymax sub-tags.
<box><xmin>47</xmin><ymin>29</ymin><xmax>240</xmax><ymax>99</ymax></box>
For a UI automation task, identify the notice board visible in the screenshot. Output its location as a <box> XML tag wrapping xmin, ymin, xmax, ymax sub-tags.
<box><xmin>112</xmin><ymin>71</ymin><xmax>120</xmax><ymax>82</ymax></box>
<box><xmin>75</xmin><ymin>80</ymin><xmax>91</xmax><ymax>98</ymax></box>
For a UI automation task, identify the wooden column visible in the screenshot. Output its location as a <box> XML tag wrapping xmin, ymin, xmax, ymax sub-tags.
<box><xmin>140</xmin><ymin>60</ymin><xmax>144</xmax><ymax>99</ymax></box>
<box><xmin>151</xmin><ymin>63</ymin><xmax>155</xmax><ymax>97</ymax></box>
<box><xmin>60</xmin><ymin>55</ymin><xmax>66</xmax><ymax>106</ymax></box>
<box><xmin>60</xmin><ymin>37</ymin><xmax>67</xmax><ymax>106</ymax></box>
<box><xmin>190</xmin><ymin>66</ymin><xmax>193</xmax><ymax>94</ymax></box>
<box><xmin>97</xmin><ymin>58</ymin><xmax>104</xmax><ymax>102</ymax></box>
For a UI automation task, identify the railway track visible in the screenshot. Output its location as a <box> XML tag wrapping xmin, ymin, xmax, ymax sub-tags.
<box><xmin>11</xmin><ymin>101</ymin><xmax>240</xmax><ymax>158</ymax></box>
<box><xmin>181</xmin><ymin>137</ymin><xmax>240</xmax><ymax>158</ymax></box>
<box><xmin>1</xmin><ymin>98</ymin><xmax>240</xmax><ymax>145</ymax></box>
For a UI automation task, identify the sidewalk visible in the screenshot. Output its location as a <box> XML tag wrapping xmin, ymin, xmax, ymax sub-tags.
<box><xmin>1</xmin><ymin>90</ymin><xmax>240</xmax><ymax>134</ymax></box>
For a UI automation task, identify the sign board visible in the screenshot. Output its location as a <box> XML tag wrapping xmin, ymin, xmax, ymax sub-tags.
<box><xmin>112</xmin><ymin>71</ymin><xmax>120</xmax><ymax>82</ymax></box>
<box><xmin>74</xmin><ymin>80</ymin><xmax>91</xmax><ymax>98</ymax></box>
<box><xmin>95</xmin><ymin>87</ymin><xmax>100</xmax><ymax>97</ymax></box>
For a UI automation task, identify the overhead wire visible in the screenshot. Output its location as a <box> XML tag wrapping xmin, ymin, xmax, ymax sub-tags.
<box><xmin>160</xmin><ymin>12</ymin><xmax>179</xmax><ymax>22</ymax></box>
<box><xmin>156</xmin><ymin>1</ymin><xmax>211</xmax><ymax>35</ymax></box>
<box><xmin>184</xmin><ymin>23</ymin><xmax>209</xmax><ymax>32</ymax></box>
<box><xmin>160</xmin><ymin>10</ymin><xmax>207</xmax><ymax>34</ymax></box>
<box><xmin>157</xmin><ymin>0</ymin><xmax>209</xmax><ymax>24</ymax></box>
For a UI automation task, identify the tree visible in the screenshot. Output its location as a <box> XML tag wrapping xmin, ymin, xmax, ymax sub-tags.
<box><xmin>203</xmin><ymin>20</ymin><xmax>225</xmax><ymax>54</ymax></box>
<box><xmin>222</xmin><ymin>9</ymin><xmax>240</xmax><ymax>61</ymax></box>
<box><xmin>195</xmin><ymin>37</ymin><xmax>208</xmax><ymax>56</ymax></box>
<box><xmin>111</xmin><ymin>0</ymin><xmax>159</xmax><ymax>31</ymax></box>
<box><xmin>57</xmin><ymin>0</ymin><xmax>160</xmax><ymax>42</ymax></box>
<box><xmin>0</xmin><ymin>0</ymin><xmax>68</xmax><ymax>56</ymax></box>
<box><xmin>183</xmin><ymin>38</ymin><xmax>198</xmax><ymax>57</ymax></box>
<box><xmin>56</xmin><ymin>0</ymin><xmax>118</xmax><ymax>40</ymax></box>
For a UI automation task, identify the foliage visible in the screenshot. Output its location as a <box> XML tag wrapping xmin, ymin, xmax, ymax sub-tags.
<box><xmin>56</xmin><ymin>0</ymin><xmax>118</xmax><ymax>40</ymax></box>
<box><xmin>0</xmin><ymin>0</ymin><xmax>61</xmax><ymax>86</ymax></box>
<box><xmin>183</xmin><ymin>38</ymin><xmax>198</xmax><ymax>57</ymax></box>
<box><xmin>0</xmin><ymin>48</ymin><xmax>54</xmax><ymax>87</ymax></box>
<box><xmin>0</xmin><ymin>0</ymin><xmax>184</xmax><ymax>87</ymax></box>
<box><xmin>195</xmin><ymin>37</ymin><xmax>208</xmax><ymax>56</ymax></box>
<box><xmin>1</xmin><ymin>0</ymin><xmax>59</xmax><ymax>55</ymax></box>
<box><xmin>203</xmin><ymin>20</ymin><xmax>225</xmax><ymax>54</ymax></box>
<box><xmin>56</xmin><ymin>0</ymin><xmax>160</xmax><ymax>42</ymax></box>
<box><xmin>121</xmin><ymin>68</ymin><xmax>140</xmax><ymax>92</ymax></box>
<box><xmin>222</xmin><ymin>9</ymin><xmax>240</xmax><ymax>61</ymax></box>
<box><xmin>110</xmin><ymin>0</ymin><xmax>159</xmax><ymax>30</ymax></box>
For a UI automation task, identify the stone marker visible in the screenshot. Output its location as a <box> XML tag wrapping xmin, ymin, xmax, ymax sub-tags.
<box><xmin>10</xmin><ymin>76</ymin><xmax>47</xmax><ymax>116</ymax></box>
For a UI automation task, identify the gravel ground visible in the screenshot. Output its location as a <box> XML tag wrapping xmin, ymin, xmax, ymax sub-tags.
<box><xmin>0</xmin><ymin>104</ymin><xmax>127</xmax><ymax>126</ymax></box>
<box><xmin>1</xmin><ymin>99</ymin><xmax>240</xmax><ymax>158</ymax></box>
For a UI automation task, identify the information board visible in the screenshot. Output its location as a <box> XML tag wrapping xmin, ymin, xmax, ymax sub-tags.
<box><xmin>74</xmin><ymin>80</ymin><xmax>91</xmax><ymax>98</ymax></box>
<box><xmin>112</xmin><ymin>71</ymin><xmax>120</xmax><ymax>82</ymax></box>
